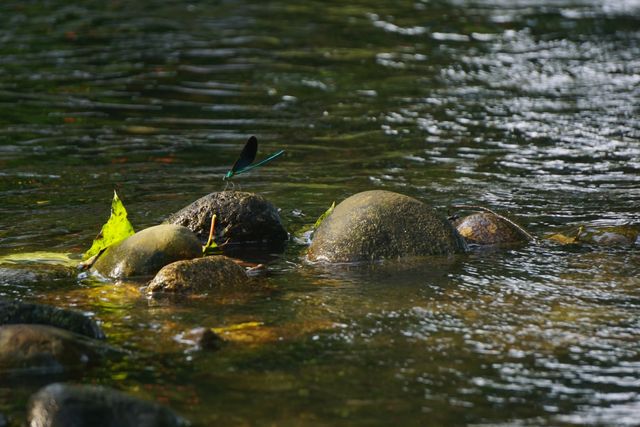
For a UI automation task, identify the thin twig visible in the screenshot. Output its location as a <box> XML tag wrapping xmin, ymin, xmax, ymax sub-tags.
<box><xmin>205</xmin><ymin>214</ymin><xmax>217</xmax><ymax>248</ymax></box>
<box><xmin>450</xmin><ymin>204</ymin><xmax>536</xmax><ymax>242</ymax></box>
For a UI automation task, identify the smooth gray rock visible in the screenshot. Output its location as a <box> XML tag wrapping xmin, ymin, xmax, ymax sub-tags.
<box><xmin>91</xmin><ymin>224</ymin><xmax>201</xmax><ymax>279</ymax></box>
<box><xmin>0</xmin><ymin>300</ymin><xmax>104</xmax><ymax>340</ymax></box>
<box><xmin>27</xmin><ymin>383</ymin><xmax>189</xmax><ymax>427</ymax></box>
<box><xmin>0</xmin><ymin>324</ymin><xmax>117</xmax><ymax>375</ymax></box>
<box><xmin>308</xmin><ymin>190</ymin><xmax>467</xmax><ymax>263</ymax></box>
<box><xmin>165</xmin><ymin>191</ymin><xmax>288</xmax><ymax>246</ymax></box>
<box><xmin>147</xmin><ymin>256</ymin><xmax>248</xmax><ymax>295</ymax></box>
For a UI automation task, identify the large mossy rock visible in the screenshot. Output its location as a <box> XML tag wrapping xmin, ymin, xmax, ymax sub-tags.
<box><xmin>165</xmin><ymin>191</ymin><xmax>288</xmax><ymax>247</ymax></box>
<box><xmin>147</xmin><ymin>256</ymin><xmax>248</xmax><ymax>295</ymax></box>
<box><xmin>27</xmin><ymin>383</ymin><xmax>189</xmax><ymax>427</ymax></box>
<box><xmin>455</xmin><ymin>212</ymin><xmax>531</xmax><ymax>245</ymax></box>
<box><xmin>308</xmin><ymin>190</ymin><xmax>467</xmax><ymax>263</ymax></box>
<box><xmin>0</xmin><ymin>300</ymin><xmax>104</xmax><ymax>340</ymax></box>
<box><xmin>91</xmin><ymin>224</ymin><xmax>201</xmax><ymax>279</ymax></box>
<box><xmin>0</xmin><ymin>324</ymin><xmax>117</xmax><ymax>375</ymax></box>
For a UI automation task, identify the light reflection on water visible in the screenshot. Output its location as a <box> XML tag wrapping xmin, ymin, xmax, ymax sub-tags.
<box><xmin>1</xmin><ymin>0</ymin><xmax>640</xmax><ymax>425</ymax></box>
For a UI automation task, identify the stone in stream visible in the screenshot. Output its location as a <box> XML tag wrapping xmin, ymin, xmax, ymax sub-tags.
<box><xmin>165</xmin><ymin>191</ymin><xmax>288</xmax><ymax>247</ymax></box>
<box><xmin>0</xmin><ymin>324</ymin><xmax>119</xmax><ymax>375</ymax></box>
<box><xmin>454</xmin><ymin>212</ymin><xmax>531</xmax><ymax>245</ymax></box>
<box><xmin>546</xmin><ymin>224</ymin><xmax>639</xmax><ymax>246</ymax></box>
<box><xmin>0</xmin><ymin>264</ymin><xmax>74</xmax><ymax>287</ymax></box>
<box><xmin>91</xmin><ymin>224</ymin><xmax>201</xmax><ymax>279</ymax></box>
<box><xmin>147</xmin><ymin>256</ymin><xmax>248</xmax><ymax>295</ymax></box>
<box><xmin>27</xmin><ymin>383</ymin><xmax>189</xmax><ymax>427</ymax></box>
<box><xmin>308</xmin><ymin>190</ymin><xmax>467</xmax><ymax>263</ymax></box>
<box><xmin>0</xmin><ymin>299</ymin><xmax>104</xmax><ymax>340</ymax></box>
<box><xmin>178</xmin><ymin>327</ymin><xmax>226</xmax><ymax>351</ymax></box>
<box><xmin>578</xmin><ymin>225</ymin><xmax>639</xmax><ymax>246</ymax></box>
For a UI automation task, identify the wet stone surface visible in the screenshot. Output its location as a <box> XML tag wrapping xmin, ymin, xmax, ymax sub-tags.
<box><xmin>147</xmin><ymin>256</ymin><xmax>248</xmax><ymax>295</ymax></box>
<box><xmin>91</xmin><ymin>224</ymin><xmax>202</xmax><ymax>279</ymax></box>
<box><xmin>308</xmin><ymin>190</ymin><xmax>467</xmax><ymax>263</ymax></box>
<box><xmin>0</xmin><ymin>324</ymin><xmax>118</xmax><ymax>375</ymax></box>
<box><xmin>27</xmin><ymin>383</ymin><xmax>189</xmax><ymax>427</ymax></box>
<box><xmin>166</xmin><ymin>191</ymin><xmax>288</xmax><ymax>248</ymax></box>
<box><xmin>0</xmin><ymin>300</ymin><xmax>104</xmax><ymax>340</ymax></box>
<box><xmin>0</xmin><ymin>264</ymin><xmax>75</xmax><ymax>287</ymax></box>
<box><xmin>454</xmin><ymin>212</ymin><xmax>531</xmax><ymax>245</ymax></box>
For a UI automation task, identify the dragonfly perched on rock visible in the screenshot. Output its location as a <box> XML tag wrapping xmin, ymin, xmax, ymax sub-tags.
<box><xmin>223</xmin><ymin>136</ymin><xmax>284</xmax><ymax>180</ymax></box>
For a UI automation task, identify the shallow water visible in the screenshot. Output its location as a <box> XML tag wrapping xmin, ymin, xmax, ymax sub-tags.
<box><xmin>1</xmin><ymin>0</ymin><xmax>639</xmax><ymax>425</ymax></box>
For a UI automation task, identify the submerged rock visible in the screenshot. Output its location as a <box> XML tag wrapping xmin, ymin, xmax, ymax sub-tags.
<box><xmin>0</xmin><ymin>264</ymin><xmax>74</xmax><ymax>287</ymax></box>
<box><xmin>581</xmin><ymin>225</ymin><xmax>639</xmax><ymax>245</ymax></box>
<box><xmin>147</xmin><ymin>256</ymin><xmax>248</xmax><ymax>294</ymax></box>
<box><xmin>547</xmin><ymin>224</ymin><xmax>639</xmax><ymax>246</ymax></box>
<box><xmin>178</xmin><ymin>327</ymin><xmax>225</xmax><ymax>351</ymax></box>
<box><xmin>0</xmin><ymin>324</ymin><xmax>116</xmax><ymax>375</ymax></box>
<box><xmin>454</xmin><ymin>212</ymin><xmax>531</xmax><ymax>245</ymax></box>
<box><xmin>27</xmin><ymin>383</ymin><xmax>189</xmax><ymax>427</ymax></box>
<box><xmin>165</xmin><ymin>191</ymin><xmax>288</xmax><ymax>247</ymax></box>
<box><xmin>0</xmin><ymin>300</ymin><xmax>104</xmax><ymax>340</ymax></box>
<box><xmin>308</xmin><ymin>190</ymin><xmax>467</xmax><ymax>263</ymax></box>
<box><xmin>91</xmin><ymin>224</ymin><xmax>201</xmax><ymax>279</ymax></box>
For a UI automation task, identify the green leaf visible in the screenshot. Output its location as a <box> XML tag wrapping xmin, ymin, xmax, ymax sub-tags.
<box><xmin>313</xmin><ymin>201</ymin><xmax>335</xmax><ymax>230</ymax></box>
<box><xmin>546</xmin><ymin>226</ymin><xmax>583</xmax><ymax>245</ymax></box>
<box><xmin>202</xmin><ymin>240</ymin><xmax>221</xmax><ymax>255</ymax></box>
<box><xmin>0</xmin><ymin>251</ymin><xmax>78</xmax><ymax>267</ymax></box>
<box><xmin>83</xmin><ymin>190</ymin><xmax>135</xmax><ymax>260</ymax></box>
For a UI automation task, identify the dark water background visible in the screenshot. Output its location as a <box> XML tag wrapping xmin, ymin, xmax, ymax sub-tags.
<box><xmin>1</xmin><ymin>0</ymin><xmax>639</xmax><ymax>425</ymax></box>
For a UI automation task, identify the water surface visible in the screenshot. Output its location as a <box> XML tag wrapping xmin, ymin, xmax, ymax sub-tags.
<box><xmin>1</xmin><ymin>0</ymin><xmax>639</xmax><ymax>425</ymax></box>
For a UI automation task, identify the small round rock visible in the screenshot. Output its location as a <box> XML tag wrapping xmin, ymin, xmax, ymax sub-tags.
<box><xmin>91</xmin><ymin>224</ymin><xmax>202</xmax><ymax>279</ymax></box>
<box><xmin>147</xmin><ymin>256</ymin><xmax>248</xmax><ymax>294</ymax></box>
<box><xmin>455</xmin><ymin>212</ymin><xmax>531</xmax><ymax>245</ymax></box>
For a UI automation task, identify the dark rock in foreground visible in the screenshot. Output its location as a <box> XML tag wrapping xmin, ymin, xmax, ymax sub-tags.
<box><xmin>0</xmin><ymin>324</ymin><xmax>117</xmax><ymax>375</ymax></box>
<box><xmin>0</xmin><ymin>300</ymin><xmax>104</xmax><ymax>340</ymax></box>
<box><xmin>91</xmin><ymin>224</ymin><xmax>201</xmax><ymax>279</ymax></box>
<box><xmin>308</xmin><ymin>190</ymin><xmax>467</xmax><ymax>263</ymax></box>
<box><xmin>28</xmin><ymin>383</ymin><xmax>189</xmax><ymax>427</ymax></box>
<box><xmin>455</xmin><ymin>212</ymin><xmax>531</xmax><ymax>245</ymax></box>
<box><xmin>147</xmin><ymin>256</ymin><xmax>248</xmax><ymax>295</ymax></box>
<box><xmin>166</xmin><ymin>191</ymin><xmax>288</xmax><ymax>247</ymax></box>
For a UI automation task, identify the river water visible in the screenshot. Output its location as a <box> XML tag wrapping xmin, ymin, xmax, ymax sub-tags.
<box><xmin>1</xmin><ymin>0</ymin><xmax>639</xmax><ymax>425</ymax></box>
